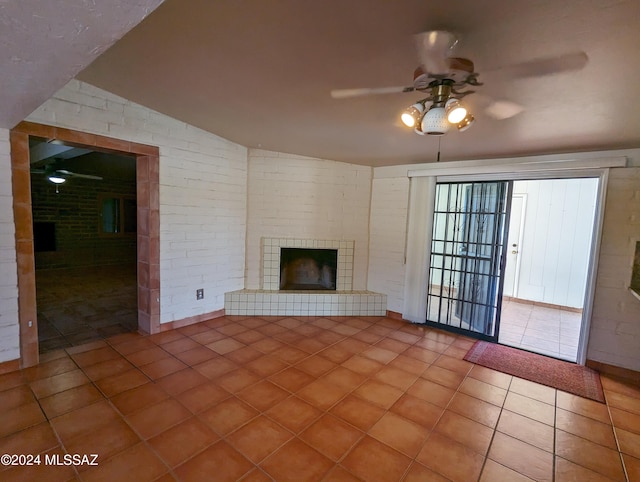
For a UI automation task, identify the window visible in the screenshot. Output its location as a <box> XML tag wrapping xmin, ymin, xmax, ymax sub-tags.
<box><xmin>99</xmin><ymin>194</ymin><xmax>136</xmax><ymax>236</ymax></box>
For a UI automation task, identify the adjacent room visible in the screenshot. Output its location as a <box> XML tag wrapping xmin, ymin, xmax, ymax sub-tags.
<box><xmin>1</xmin><ymin>1</ymin><xmax>640</xmax><ymax>481</ymax></box>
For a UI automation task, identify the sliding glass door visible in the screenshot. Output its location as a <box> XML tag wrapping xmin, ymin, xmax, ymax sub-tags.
<box><xmin>426</xmin><ymin>181</ymin><xmax>512</xmax><ymax>340</ymax></box>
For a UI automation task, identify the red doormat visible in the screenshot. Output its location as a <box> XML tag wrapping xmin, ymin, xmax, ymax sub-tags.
<box><xmin>464</xmin><ymin>341</ymin><xmax>605</xmax><ymax>403</ymax></box>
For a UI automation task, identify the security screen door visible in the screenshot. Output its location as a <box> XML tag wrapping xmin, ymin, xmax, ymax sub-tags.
<box><xmin>426</xmin><ymin>181</ymin><xmax>512</xmax><ymax>340</ymax></box>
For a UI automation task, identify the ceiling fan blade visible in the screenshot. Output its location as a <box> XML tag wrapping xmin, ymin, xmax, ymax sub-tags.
<box><xmin>56</xmin><ymin>169</ymin><xmax>103</xmax><ymax>180</ymax></box>
<box><xmin>414</xmin><ymin>30</ymin><xmax>458</xmax><ymax>75</ymax></box>
<box><xmin>30</xmin><ymin>169</ymin><xmax>46</xmax><ymax>174</ymax></box>
<box><xmin>495</xmin><ymin>51</ymin><xmax>588</xmax><ymax>79</ymax></box>
<box><xmin>330</xmin><ymin>86</ymin><xmax>414</xmax><ymax>99</ymax></box>
<box><xmin>484</xmin><ymin>100</ymin><xmax>525</xmax><ymax>120</ymax></box>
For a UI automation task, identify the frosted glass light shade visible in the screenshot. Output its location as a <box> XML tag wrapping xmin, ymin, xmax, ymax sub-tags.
<box><xmin>421</xmin><ymin>107</ymin><xmax>450</xmax><ymax>135</ymax></box>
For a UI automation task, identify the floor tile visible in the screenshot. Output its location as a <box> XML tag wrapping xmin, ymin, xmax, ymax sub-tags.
<box><xmin>458</xmin><ymin>376</ymin><xmax>508</xmax><ymax>406</ymax></box>
<box><xmin>616</xmin><ymin>427</ymin><xmax>640</xmax><ymax>459</ymax></box>
<box><xmin>0</xmin><ymin>422</ymin><xmax>58</xmax><ymax>456</ymax></box>
<box><xmin>496</xmin><ymin>409</ymin><xmax>554</xmax><ymax>452</ymax></box>
<box><xmin>510</xmin><ymin>377</ymin><xmax>556</xmax><ymax>405</ymax></box>
<box><xmin>407</xmin><ymin>378</ymin><xmax>455</xmax><ymax>407</ymax></box>
<box><xmin>447</xmin><ymin>391</ymin><xmax>501</xmax><ymax>428</ymax></box>
<box><xmin>50</xmin><ymin>400</ymin><xmax>120</xmax><ymax>442</ymax></box>
<box><xmin>29</xmin><ymin>369</ymin><xmax>90</xmax><ymax>399</ymax></box>
<box><xmin>416</xmin><ymin>432</ymin><xmax>485</xmax><ymax>482</ymax></box>
<box><xmin>156</xmin><ymin>368</ymin><xmax>208</xmax><ymax>396</ymax></box>
<box><xmin>95</xmin><ymin>368</ymin><xmax>149</xmax><ymax>397</ymax></box>
<box><xmin>555</xmin><ymin>456</ymin><xmax>621</xmax><ymax>482</ymax></box>
<box><xmin>174</xmin><ymin>440</ymin><xmax>253</xmax><ymax>482</ymax></box>
<box><xmin>297</xmin><ymin>379</ymin><xmax>348</xmax><ymax>410</ymax></box>
<box><xmin>268</xmin><ymin>367</ymin><xmax>314</xmax><ymax>392</ymax></box>
<box><xmin>109</xmin><ymin>382</ymin><xmax>169</xmax><ymax>415</ymax></box>
<box><xmin>266</xmin><ymin>395</ymin><xmax>322</xmax><ymax>433</ymax></box>
<box><xmin>610</xmin><ymin>407</ymin><xmax>640</xmax><ymax>435</ymax></box>
<box><xmin>322</xmin><ymin>366</ymin><xmax>367</xmax><ymax>391</ymax></box>
<box><xmin>227</xmin><ymin>415</ymin><xmax>293</xmax><ymax>463</ymax></box>
<box><xmin>555</xmin><ymin>429</ymin><xmax>626</xmax><ymax>481</ymax></box>
<box><xmin>488</xmin><ymin>432</ymin><xmax>553</xmax><ymax>482</ymax></box>
<box><xmin>237</xmin><ymin>380</ymin><xmax>289</xmax><ymax>411</ymax></box>
<box><xmin>126</xmin><ymin>398</ymin><xmax>191</xmax><ymax>439</ymax></box>
<box><xmin>556</xmin><ymin>390</ymin><xmax>611</xmax><ymax>423</ymax></box>
<box><xmin>329</xmin><ymin>394</ymin><xmax>386</xmax><ymax>431</ymax></box>
<box><xmin>299</xmin><ymin>413</ymin><xmax>363</xmax><ymax>461</ymax></box>
<box><xmin>390</xmin><ymin>393</ymin><xmax>444</xmax><ymax>430</ymax></box>
<box><xmin>174</xmin><ymin>381</ymin><xmax>230</xmax><ymax>414</ymax></box>
<box><xmin>244</xmin><ymin>355</ymin><xmax>288</xmax><ymax>377</ymax></box>
<box><xmin>63</xmin><ymin>418</ymin><xmax>140</xmax><ymax>468</ymax></box>
<box><xmin>421</xmin><ymin>365</ymin><xmax>465</xmax><ymax>389</ymax></box>
<box><xmin>260</xmin><ymin>438</ymin><xmax>334</xmax><ymax>482</ymax></box>
<box><xmin>39</xmin><ymin>383</ymin><xmax>103</xmax><ymax>419</ymax></box>
<box><xmin>341</xmin><ymin>435</ymin><xmax>412</xmax><ymax>482</ymax></box>
<box><xmin>373</xmin><ymin>366</ymin><xmax>418</xmax><ymax>391</ymax></box>
<box><xmin>434</xmin><ymin>410</ymin><xmax>494</xmax><ymax>456</ymax></box>
<box><xmin>353</xmin><ymin>379</ymin><xmax>403</xmax><ymax>409</ymax></box>
<box><xmin>556</xmin><ymin>407</ymin><xmax>617</xmax><ymax>448</ymax></box>
<box><xmin>139</xmin><ymin>357</ymin><xmax>187</xmax><ymax>380</ymax></box>
<box><xmin>480</xmin><ymin>459</ymin><xmax>536</xmax><ymax>482</ymax></box>
<box><xmin>199</xmin><ymin>396</ymin><xmax>259</xmax><ymax>436</ymax></box>
<box><xmin>403</xmin><ymin>461</ymin><xmax>450</xmax><ymax>482</ymax></box>
<box><xmin>149</xmin><ymin>416</ymin><xmax>219</xmax><ymax>467</ymax></box>
<box><xmin>503</xmin><ymin>391</ymin><xmax>555</xmax><ymax>426</ymax></box>
<box><xmin>369</xmin><ymin>411</ymin><xmax>429</xmax><ymax>458</ymax></box>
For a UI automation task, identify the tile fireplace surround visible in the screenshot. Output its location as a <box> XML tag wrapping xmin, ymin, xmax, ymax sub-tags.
<box><xmin>225</xmin><ymin>238</ymin><xmax>386</xmax><ymax>316</ymax></box>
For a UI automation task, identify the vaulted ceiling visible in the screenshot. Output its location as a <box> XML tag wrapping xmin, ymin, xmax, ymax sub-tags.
<box><xmin>3</xmin><ymin>0</ymin><xmax>640</xmax><ymax>166</ymax></box>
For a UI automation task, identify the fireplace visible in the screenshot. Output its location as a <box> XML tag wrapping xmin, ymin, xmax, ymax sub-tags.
<box><xmin>280</xmin><ymin>248</ymin><xmax>337</xmax><ymax>290</ymax></box>
<box><xmin>261</xmin><ymin>238</ymin><xmax>354</xmax><ymax>291</ymax></box>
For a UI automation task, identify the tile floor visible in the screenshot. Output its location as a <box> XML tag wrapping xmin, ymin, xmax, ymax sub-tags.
<box><xmin>499</xmin><ymin>300</ymin><xmax>581</xmax><ymax>362</ymax></box>
<box><xmin>36</xmin><ymin>265</ymin><xmax>138</xmax><ymax>353</ymax></box>
<box><xmin>1</xmin><ymin>315</ymin><xmax>639</xmax><ymax>481</ymax></box>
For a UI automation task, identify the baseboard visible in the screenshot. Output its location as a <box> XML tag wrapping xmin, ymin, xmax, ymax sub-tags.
<box><xmin>160</xmin><ymin>309</ymin><xmax>226</xmax><ymax>332</ymax></box>
<box><xmin>0</xmin><ymin>358</ymin><xmax>20</xmax><ymax>375</ymax></box>
<box><xmin>587</xmin><ymin>359</ymin><xmax>640</xmax><ymax>385</ymax></box>
<box><xmin>386</xmin><ymin>310</ymin><xmax>403</xmax><ymax>320</ymax></box>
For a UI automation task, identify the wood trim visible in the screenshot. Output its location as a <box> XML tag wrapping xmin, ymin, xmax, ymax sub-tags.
<box><xmin>0</xmin><ymin>359</ymin><xmax>20</xmax><ymax>375</ymax></box>
<box><xmin>10</xmin><ymin>122</ymin><xmax>161</xmax><ymax>368</ymax></box>
<box><xmin>587</xmin><ymin>359</ymin><xmax>640</xmax><ymax>385</ymax></box>
<box><xmin>386</xmin><ymin>310</ymin><xmax>403</xmax><ymax>320</ymax></box>
<box><xmin>159</xmin><ymin>309</ymin><xmax>226</xmax><ymax>332</ymax></box>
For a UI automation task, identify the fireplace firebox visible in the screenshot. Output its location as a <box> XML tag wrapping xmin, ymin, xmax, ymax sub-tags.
<box><xmin>279</xmin><ymin>248</ymin><xmax>337</xmax><ymax>290</ymax></box>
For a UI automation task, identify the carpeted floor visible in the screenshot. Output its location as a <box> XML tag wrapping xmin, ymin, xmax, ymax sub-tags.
<box><xmin>464</xmin><ymin>341</ymin><xmax>604</xmax><ymax>402</ymax></box>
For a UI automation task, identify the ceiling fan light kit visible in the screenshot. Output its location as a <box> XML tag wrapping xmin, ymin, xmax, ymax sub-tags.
<box><xmin>331</xmin><ymin>29</ymin><xmax>588</xmax><ymax>140</ymax></box>
<box><xmin>47</xmin><ymin>176</ymin><xmax>66</xmax><ymax>184</ymax></box>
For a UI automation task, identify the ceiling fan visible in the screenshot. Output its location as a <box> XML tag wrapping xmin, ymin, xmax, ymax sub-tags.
<box><xmin>331</xmin><ymin>30</ymin><xmax>588</xmax><ymax>136</ymax></box>
<box><xmin>31</xmin><ymin>158</ymin><xmax>103</xmax><ymax>185</ymax></box>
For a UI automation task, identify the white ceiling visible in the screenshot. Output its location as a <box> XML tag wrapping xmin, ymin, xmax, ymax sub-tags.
<box><xmin>4</xmin><ymin>0</ymin><xmax>640</xmax><ymax>167</ymax></box>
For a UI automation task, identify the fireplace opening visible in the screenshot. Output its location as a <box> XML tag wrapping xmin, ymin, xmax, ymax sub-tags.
<box><xmin>279</xmin><ymin>248</ymin><xmax>338</xmax><ymax>290</ymax></box>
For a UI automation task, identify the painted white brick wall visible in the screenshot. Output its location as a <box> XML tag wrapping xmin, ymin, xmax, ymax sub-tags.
<box><xmin>25</xmin><ymin>80</ymin><xmax>248</xmax><ymax>324</ymax></box>
<box><xmin>367</xmin><ymin>177</ymin><xmax>409</xmax><ymax>313</ymax></box>
<box><xmin>245</xmin><ymin>150</ymin><xmax>372</xmax><ymax>290</ymax></box>
<box><xmin>588</xmin><ymin>167</ymin><xmax>640</xmax><ymax>371</ymax></box>
<box><xmin>0</xmin><ymin>128</ymin><xmax>20</xmax><ymax>363</ymax></box>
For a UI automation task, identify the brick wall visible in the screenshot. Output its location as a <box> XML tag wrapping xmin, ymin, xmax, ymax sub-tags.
<box><xmin>245</xmin><ymin>150</ymin><xmax>372</xmax><ymax>290</ymax></box>
<box><xmin>31</xmin><ymin>172</ymin><xmax>136</xmax><ymax>269</ymax></box>
<box><xmin>0</xmin><ymin>128</ymin><xmax>20</xmax><ymax>362</ymax></box>
<box><xmin>588</xmin><ymin>167</ymin><xmax>640</xmax><ymax>371</ymax></box>
<box><xmin>367</xmin><ymin>177</ymin><xmax>409</xmax><ymax>313</ymax></box>
<box><xmin>25</xmin><ymin>80</ymin><xmax>248</xmax><ymax>325</ymax></box>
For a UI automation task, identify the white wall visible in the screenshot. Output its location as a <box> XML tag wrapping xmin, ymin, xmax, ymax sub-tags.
<box><xmin>245</xmin><ymin>150</ymin><xmax>372</xmax><ymax>290</ymax></box>
<box><xmin>25</xmin><ymin>80</ymin><xmax>248</xmax><ymax>325</ymax></box>
<box><xmin>588</xmin><ymin>167</ymin><xmax>640</xmax><ymax>370</ymax></box>
<box><xmin>367</xmin><ymin>177</ymin><xmax>409</xmax><ymax>313</ymax></box>
<box><xmin>0</xmin><ymin>128</ymin><xmax>20</xmax><ymax>362</ymax></box>
<box><xmin>510</xmin><ymin>178</ymin><xmax>598</xmax><ymax>308</ymax></box>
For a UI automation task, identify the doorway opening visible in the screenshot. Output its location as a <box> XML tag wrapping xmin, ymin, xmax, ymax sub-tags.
<box><xmin>425</xmin><ymin>175</ymin><xmax>601</xmax><ymax>363</ymax></box>
<box><xmin>498</xmin><ymin>178</ymin><xmax>599</xmax><ymax>362</ymax></box>
<box><xmin>11</xmin><ymin>122</ymin><xmax>160</xmax><ymax>368</ymax></box>
<box><xmin>30</xmin><ymin>139</ymin><xmax>138</xmax><ymax>352</ymax></box>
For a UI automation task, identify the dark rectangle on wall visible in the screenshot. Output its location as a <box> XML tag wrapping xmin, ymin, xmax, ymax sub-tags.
<box><xmin>33</xmin><ymin>222</ymin><xmax>56</xmax><ymax>252</ymax></box>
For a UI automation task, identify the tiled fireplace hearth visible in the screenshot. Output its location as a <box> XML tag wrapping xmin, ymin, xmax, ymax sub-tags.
<box><xmin>225</xmin><ymin>237</ymin><xmax>386</xmax><ymax>316</ymax></box>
